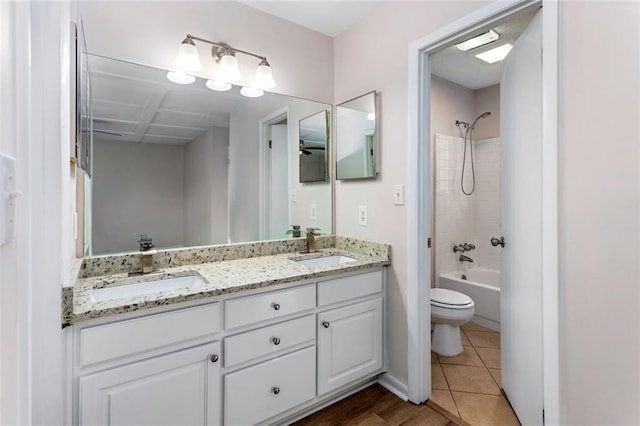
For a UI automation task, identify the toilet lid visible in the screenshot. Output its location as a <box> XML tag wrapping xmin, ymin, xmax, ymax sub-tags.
<box><xmin>431</xmin><ymin>288</ymin><xmax>474</xmax><ymax>308</ymax></box>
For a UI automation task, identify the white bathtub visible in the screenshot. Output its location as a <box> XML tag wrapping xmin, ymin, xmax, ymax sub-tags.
<box><xmin>438</xmin><ymin>268</ymin><xmax>501</xmax><ymax>331</ymax></box>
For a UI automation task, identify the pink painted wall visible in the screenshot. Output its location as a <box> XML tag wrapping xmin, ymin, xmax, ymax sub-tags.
<box><xmin>77</xmin><ymin>1</ymin><xmax>334</xmax><ymax>103</ymax></box>
<box><xmin>558</xmin><ymin>1</ymin><xmax>640</xmax><ymax>424</ymax></box>
<box><xmin>333</xmin><ymin>0</ymin><xmax>492</xmax><ymax>387</ymax></box>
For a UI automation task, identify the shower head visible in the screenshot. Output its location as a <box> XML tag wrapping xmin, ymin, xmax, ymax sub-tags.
<box><xmin>470</xmin><ymin>111</ymin><xmax>491</xmax><ymax>130</ymax></box>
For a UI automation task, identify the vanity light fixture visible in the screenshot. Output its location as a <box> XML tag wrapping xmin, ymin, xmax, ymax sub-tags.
<box><xmin>455</xmin><ymin>29</ymin><xmax>500</xmax><ymax>52</ymax></box>
<box><xmin>475</xmin><ymin>43</ymin><xmax>513</xmax><ymax>64</ymax></box>
<box><xmin>169</xmin><ymin>34</ymin><xmax>277</xmax><ymax>96</ymax></box>
<box><xmin>205</xmin><ymin>79</ymin><xmax>232</xmax><ymax>92</ymax></box>
<box><xmin>166</xmin><ymin>71</ymin><xmax>196</xmax><ymax>85</ymax></box>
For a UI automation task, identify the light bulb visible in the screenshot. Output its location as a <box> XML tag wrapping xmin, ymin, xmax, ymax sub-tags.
<box><xmin>205</xmin><ymin>79</ymin><xmax>232</xmax><ymax>92</ymax></box>
<box><xmin>240</xmin><ymin>86</ymin><xmax>264</xmax><ymax>98</ymax></box>
<box><xmin>253</xmin><ymin>60</ymin><xmax>276</xmax><ymax>89</ymax></box>
<box><xmin>217</xmin><ymin>54</ymin><xmax>242</xmax><ymax>82</ymax></box>
<box><xmin>173</xmin><ymin>38</ymin><xmax>203</xmax><ymax>72</ymax></box>
<box><xmin>167</xmin><ymin>71</ymin><xmax>195</xmax><ymax>85</ymax></box>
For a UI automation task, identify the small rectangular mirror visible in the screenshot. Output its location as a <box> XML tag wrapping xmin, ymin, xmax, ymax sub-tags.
<box><xmin>336</xmin><ymin>91</ymin><xmax>377</xmax><ymax>180</ymax></box>
<box><xmin>299</xmin><ymin>110</ymin><xmax>329</xmax><ymax>183</ymax></box>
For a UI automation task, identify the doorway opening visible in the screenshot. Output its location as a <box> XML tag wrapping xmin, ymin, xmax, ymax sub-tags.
<box><xmin>259</xmin><ymin>108</ymin><xmax>290</xmax><ymax>240</ymax></box>
<box><xmin>427</xmin><ymin>10</ymin><xmax>536</xmax><ymax>424</ymax></box>
<box><xmin>406</xmin><ymin>0</ymin><xmax>558</xmax><ymax>424</ymax></box>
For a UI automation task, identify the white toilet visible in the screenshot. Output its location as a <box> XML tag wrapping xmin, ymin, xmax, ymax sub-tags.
<box><xmin>431</xmin><ymin>288</ymin><xmax>475</xmax><ymax>356</ymax></box>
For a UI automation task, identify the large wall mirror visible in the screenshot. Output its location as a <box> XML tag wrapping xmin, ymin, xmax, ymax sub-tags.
<box><xmin>335</xmin><ymin>91</ymin><xmax>377</xmax><ymax>180</ymax></box>
<box><xmin>83</xmin><ymin>54</ymin><xmax>332</xmax><ymax>256</ymax></box>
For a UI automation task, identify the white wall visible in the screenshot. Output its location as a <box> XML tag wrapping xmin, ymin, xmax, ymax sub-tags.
<box><xmin>1</xmin><ymin>1</ymin><xmax>73</xmax><ymax>423</ymax></box>
<box><xmin>76</xmin><ymin>1</ymin><xmax>334</xmax><ymax>104</ymax></box>
<box><xmin>93</xmin><ymin>140</ymin><xmax>185</xmax><ymax>254</ymax></box>
<box><xmin>558</xmin><ymin>1</ymin><xmax>640</xmax><ymax>424</ymax></box>
<box><xmin>228</xmin><ymin>95</ymin><xmax>289</xmax><ymax>243</ymax></box>
<box><xmin>431</xmin><ymin>75</ymin><xmax>475</xmax><ymax>138</ymax></box>
<box><xmin>184</xmin><ymin>126</ymin><xmax>229</xmax><ymax>246</ymax></box>
<box><xmin>334</xmin><ymin>0</ymin><xmax>492</xmax><ymax>389</ymax></box>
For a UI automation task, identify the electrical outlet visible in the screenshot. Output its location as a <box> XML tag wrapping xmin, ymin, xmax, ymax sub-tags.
<box><xmin>393</xmin><ymin>184</ymin><xmax>405</xmax><ymax>205</ymax></box>
<box><xmin>358</xmin><ymin>205</ymin><xmax>368</xmax><ymax>226</ymax></box>
<box><xmin>310</xmin><ymin>204</ymin><xmax>317</xmax><ymax>221</ymax></box>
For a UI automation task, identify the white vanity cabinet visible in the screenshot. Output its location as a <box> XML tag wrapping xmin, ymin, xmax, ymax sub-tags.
<box><xmin>80</xmin><ymin>341</ymin><xmax>221</xmax><ymax>426</ymax></box>
<box><xmin>316</xmin><ymin>271</ymin><xmax>384</xmax><ymax>395</ymax></box>
<box><xmin>71</xmin><ymin>268</ymin><xmax>385</xmax><ymax>426</ymax></box>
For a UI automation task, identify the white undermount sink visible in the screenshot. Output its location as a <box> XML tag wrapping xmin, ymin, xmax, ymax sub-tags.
<box><xmin>293</xmin><ymin>255</ymin><xmax>357</xmax><ymax>268</ymax></box>
<box><xmin>91</xmin><ymin>274</ymin><xmax>204</xmax><ymax>303</ymax></box>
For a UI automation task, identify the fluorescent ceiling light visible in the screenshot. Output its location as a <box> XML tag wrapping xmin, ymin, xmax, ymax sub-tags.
<box><xmin>456</xmin><ymin>29</ymin><xmax>499</xmax><ymax>52</ymax></box>
<box><xmin>475</xmin><ymin>44</ymin><xmax>513</xmax><ymax>64</ymax></box>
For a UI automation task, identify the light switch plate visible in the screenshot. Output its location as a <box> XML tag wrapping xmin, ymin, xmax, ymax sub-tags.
<box><xmin>291</xmin><ymin>190</ymin><xmax>297</xmax><ymax>203</ymax></box>
<box><xmin>358</xmin><ymin>205</ymin><xmax>368</xmax><ymax>226</ymax></box>
<box><xmin>0</xmin><ymin>154</ymin><xmax>18</xmax><ymax>246</ymax></box>
<box><xmin>310</xmin><ymin>204</ymin><xmax>317</xmax><ymax>221</ymax></box>
<box><xmin>393</xmin><ymin>184</ymin><xmax>405</xmax><ymax>205</ymax></box>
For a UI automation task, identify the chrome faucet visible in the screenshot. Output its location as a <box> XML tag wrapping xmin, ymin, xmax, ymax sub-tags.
<box><xmin>306</xmin><ymin>228</ymin><xmax>320</xmax><ymax>253</ymax></box>
<box><xmin>459</xmin><ymin>254</ymin><xmax>474</xmax><ymax>263</ymax></box>
<box><xmin>138</xmin><ymin>234</ymin><xmax>156</xmax><ymax>274</ymax></box>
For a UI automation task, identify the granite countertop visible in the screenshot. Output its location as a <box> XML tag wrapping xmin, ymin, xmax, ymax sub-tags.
<box><xmin>63</xmin><ymin>236</ymin><xmax>390</xmax><ymax>325</ymax></box>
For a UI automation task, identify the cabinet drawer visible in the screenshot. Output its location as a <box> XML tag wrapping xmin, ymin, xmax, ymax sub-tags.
<box><xmin>224</xmin><ymin>346</ymin><xmax>316</xmax><ymax>426</ymax></box>
<box><xmin>317</xmin><ymin>270</ymin><xmax>383</xmax><ymax>306</ymax></box>
<box><xmin>224</xmin><ymin>315</ymin><xmax>315</xmax><ymax>368</ymax></box>
<box><xmin>80</xmin><ymin>303</ymin><xmax>221</xmax><ymax>367</ymax></box>
<box><xmin>225</xmin><ymin>284</ymin><xmax>315</xmax><ymax>329</ymax></box>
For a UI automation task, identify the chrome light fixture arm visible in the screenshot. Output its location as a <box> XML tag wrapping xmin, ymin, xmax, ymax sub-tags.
<box><xmin>186</xmin><ymin>35</ymin><xmax>268</xmax><ymax>63</ymax></box>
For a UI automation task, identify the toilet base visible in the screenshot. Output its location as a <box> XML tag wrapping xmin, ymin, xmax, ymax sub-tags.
<box><xmin>431</xmin><ymin>323</ymin><xmax>463</xmax><ymax>357</ymax></box>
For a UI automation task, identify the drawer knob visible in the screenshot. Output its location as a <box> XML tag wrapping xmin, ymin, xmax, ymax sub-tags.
<box><xmin>272</xmin><ymin>386</ymin><xmax>280</xmax><ymax>395</ymax></box>
<box><xmin>322</xmin><ymin>321</ymin><xmax>330</xmax><ymax>328</ymax></box>
<box><xmin>272</xmin><ymin>337</ymin><xmax>281</xmax><ymax>345</ymax></box>
<box><xmin>210</xmin><ymin>354</ymin><xmax>219</xmax><ymax>363</ymax></box>
<box><xmin>272</xmin><ymin>303</ymin><xmax>281</xmax><ymax>311</ymax></box>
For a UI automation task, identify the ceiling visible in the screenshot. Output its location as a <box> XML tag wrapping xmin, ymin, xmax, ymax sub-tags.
<box><xmin>237</xmin><ymin>0</ymin><xmax>388</xmax><ymax>37</ymax></box>
<box><xmin>430</xmin><ymin>11</ymin><xmax>536</xmax><ymax>90</ymax></box>
<box><xmin>89</xmin><ymin>55</ymin><xmax>249</xmax><ymax>145</ymax></box>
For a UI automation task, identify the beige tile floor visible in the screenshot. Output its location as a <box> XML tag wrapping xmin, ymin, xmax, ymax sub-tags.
<box><xmin>430</xmin><ymin>323</ymin><xmax>521</xmax><ymax>426</ymax></box>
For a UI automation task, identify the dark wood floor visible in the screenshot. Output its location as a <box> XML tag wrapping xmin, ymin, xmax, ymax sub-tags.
<box><xmin>292</xmin><ymin>384</ymin><xmax>465</xmax><ymax>426</ymax></box>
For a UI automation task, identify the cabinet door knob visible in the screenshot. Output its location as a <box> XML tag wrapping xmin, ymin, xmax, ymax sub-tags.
<box><xmin>322</xmin><ymin>321</ymin><xmax>330</xmax><ymax>328</ymax></box>
<box><xmin>272</xmin><ymin>337</ymin><xmax>281</xmax><ymax>345</ymax></box>
<box><xmin>272</xmin><ymin>386</ymin><xmax>280</xmax><ymax>395</ymax></box>
<box><xmin>271</xmin><ymin>303</ymin><xmax>281</xmax><ymax>311</ymax></box>
<box><xmin>210</xmin><ymin>354</ymin><xmax>219</xmax><ymax>363</ymax></box>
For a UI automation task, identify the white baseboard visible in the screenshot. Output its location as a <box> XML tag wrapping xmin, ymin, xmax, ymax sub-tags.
<box><xmin>377</xmin><ymin>373</ymin><xmax>409</xmax><ymax>401</ymax></box>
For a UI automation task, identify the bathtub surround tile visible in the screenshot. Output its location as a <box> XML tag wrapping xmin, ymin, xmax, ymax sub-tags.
<box><xmin>439</xmin><ymin>347</ymin><xmax>484</xmax><ymax>367</ymax></box>
<box><xmin>431</xmin><ymin>362</ymin><xmax>449</xmax><ymax>391</ymax></box>
<box><xmin>451</xmin><ymin>392</ymin><xmax>520</xmax><ymax>426</ymax></box>
<box><xmin>464</xmin><ymin>330</ymin><xmax>501</xmax><ymax>348</ymax></box>
<box><xmin>441</xmin><ymin>365</ymin><xmax>501</xmax><ymax>395</ymax></box>
<box><xmin>429</xmin><ymin>390</ymin><xmax>460</xmax><ymax>418</ymax></box>
<box><xmin>475</xmin><ymin>347</ymin><xmax>501</xmax><ymax>369</ymax></box>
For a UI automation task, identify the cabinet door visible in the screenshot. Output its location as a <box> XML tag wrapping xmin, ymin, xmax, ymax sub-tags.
<box><xmin>317</xmin><ymin>298</ymin><xmax>383</xmax><ymax>395</ymax></box>
<box><xmin>80</xmin><ymin>342</ymin><xmax>221</xmax><ymax>426</ymax></box>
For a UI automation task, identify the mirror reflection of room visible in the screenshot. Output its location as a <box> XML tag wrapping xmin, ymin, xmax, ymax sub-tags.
<box><xmin>299</xmin><ymin>110</ymin><xmax>329</xmax><ymax>183</ymax></box>
<box><xmin>86</xmin><ymin>55</ymin><xmax>331</xmax><ymax>255</ymax></box>
<box><xmin>336</xmin><ymin>91</ymin><xmax>376</xmax><ymax>180</ymax></box>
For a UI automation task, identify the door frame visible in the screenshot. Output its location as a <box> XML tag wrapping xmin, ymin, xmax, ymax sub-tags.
<box><xmin>406</xmin><ymin>0</ymin><xmax>559</xmax><ymax>423</ymax></box>
<box><xmin>258</xmin><ymin>107</ymin><xmax>289</xmax><ymax>240</ymax></box>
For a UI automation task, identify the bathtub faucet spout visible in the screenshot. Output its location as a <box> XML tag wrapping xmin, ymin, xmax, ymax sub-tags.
<box><xmin>459</xmin><ymin>254</ymin><xmax>474</xmax><ymax>263</ymax></box>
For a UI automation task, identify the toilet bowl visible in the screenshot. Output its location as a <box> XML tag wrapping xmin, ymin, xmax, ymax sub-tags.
<box><xmin>431</xmin><ymin>288</ymin><xmax>475</xmax><ymax>356</ymax></box>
